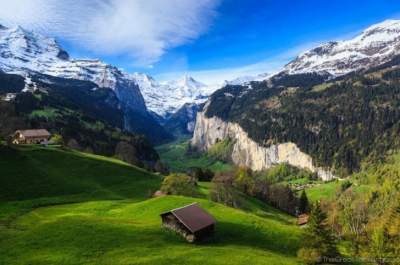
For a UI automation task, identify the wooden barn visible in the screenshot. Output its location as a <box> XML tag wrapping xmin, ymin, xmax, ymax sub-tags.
<box><xmin>12</xmin><ymin>129</ymin><xmax>51</xmax><ymax>145</ymax></box>
<box><xmin>160</xmin><ymin>203</ymin><xmax>216</xmax><ymax>242</ymax></box>
<box><xmin>297</xmin><ymin>214</ymin><xmax>309</xmax><ymax>226</ymax></box>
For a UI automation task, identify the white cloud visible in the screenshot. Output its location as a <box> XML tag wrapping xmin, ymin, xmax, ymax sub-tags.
<box><xmin>156</xmin><ymin>42</ymin><xmax>320</xmax><ymax>85</ymax></box>
<box><xmin>0</xmin><ymin>0</ymin><xmax>219</xmax><ymax>65</ymax></box>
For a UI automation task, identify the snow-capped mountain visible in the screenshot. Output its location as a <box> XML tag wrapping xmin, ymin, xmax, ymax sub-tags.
<box><xmin>223</xmin><ymin>73</ymin><xmax>271</xmax><ymax>86</ymax></box>
<box><xmin>284</xmin><ymin>19</ymin><xmax>400</xmax><ymax>76</ymax></box>
<box><xmin>134</xmin><ymin>73</ymin><xmax>213</xmax><ymax>117</ymax></box>
<box><xmin>0</xmin><ymin>24</ymin><xmax>146</xmax><ymax>114</ymax></box>
<box><xmin>0</xmin><ymin>24</ymin><xmax>173</xmax><ymax>143</ymax></box>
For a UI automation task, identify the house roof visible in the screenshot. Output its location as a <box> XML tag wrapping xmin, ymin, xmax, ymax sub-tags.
<box><xmin>16</xmin><ymin>129</ymin><xmax>51</xmax><ymax>138</ymax></box>
<box><xmin>161</xmin><ymin>203</ymin><xmax>216</xmax><ymax>233</ymax></box>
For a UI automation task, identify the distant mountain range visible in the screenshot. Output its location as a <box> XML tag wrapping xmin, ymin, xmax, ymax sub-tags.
<box><xmin>0</xmin><ymin>24</ymin><xmax>226</xmax><ymax>137</ymax></box>
<box><xmin>2</xmin><ymin>19</ymin><xmax>400</xmax><ymax>144</ymax></box>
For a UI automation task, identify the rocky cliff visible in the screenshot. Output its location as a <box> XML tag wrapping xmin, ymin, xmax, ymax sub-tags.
<box><xmin>192</xmin><ymin>109</ymin><xmax>335</xmax><ymax>181</ymax></box>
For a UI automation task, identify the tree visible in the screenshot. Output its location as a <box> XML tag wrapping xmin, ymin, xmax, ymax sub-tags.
<box><xmin>161</xmin><ymin>174</ymin><xmax>197</xmax><ymax>196</ymax></box>
<box><xmin>210</xmin><ymin>171</ymin><xmax>241</xmax><ymax>208</ymax></box>
<box><xmin>188</xmin><ymin>167</ymin><xmax>214</xmax><ymax>182</ymax></box>
<box><xmin>234</xmin><ymin>166</ymin><xmax>254</xmax><ymax>195</ymax></box>
<box><xmin>298</xmin><ymin>201</ymin><xmax>338</xmax><ymax>264</ymax></box>
<box><xmin>299</xmin><ymin>190</ymin><xmax>310</xmax><ymax>214</ymax></box>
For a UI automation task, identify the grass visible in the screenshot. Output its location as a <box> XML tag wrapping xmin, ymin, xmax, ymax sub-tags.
<box><xmin>0</xmin><ymin>144</ymin><xmax>303</xmax><ymax>265</ymax></box>
<box><xmin>0</xmin><ymin>145</ymin><xmax>161</xmax><ymax>223</ymax></box>
<box><xmin>156</xmin><ymin>139</ymin><xmax>233</xmax><ymax>173</ymax></box>
<box><xmin>0</xmin><ymin>196</ymin><xmax>302</xmax><ymax>265</ymax></box>
<box><xmin>303</xmin><ymin>179</ymin><xmax>371</xmax><ymax>202</ymax></box>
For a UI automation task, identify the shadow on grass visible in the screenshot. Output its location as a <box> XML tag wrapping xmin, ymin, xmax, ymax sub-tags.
<box><xmin>203</xmin><ymin>221</ymin><xmax>300</xmax><ymax>257</ymax></box>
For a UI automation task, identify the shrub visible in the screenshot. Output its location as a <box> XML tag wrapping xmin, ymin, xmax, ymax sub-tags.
<box><xmin>161</xmin><ymin>174</ymin><xmax>197</xmax><ymax>196</ymax></box>
<box><xmin>50</xmin><ymin>133</ymin><xmax>64</xmax><ymax>145</ymax></box>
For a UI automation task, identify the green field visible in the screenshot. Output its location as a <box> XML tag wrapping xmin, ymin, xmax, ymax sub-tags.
<box><xmin>156</xmin><ymin>139</ymin><xmax>233</xmax><ymax>173</ymax></box>
<box><xmin>303</xmin><ymin>179</ymin><xmax>371</xmax><ymax>202</ymax></box>
<box><xmin>0</xmin><ymin>145</ymin><xmax>303</xmax><ymax>265</ymax></box>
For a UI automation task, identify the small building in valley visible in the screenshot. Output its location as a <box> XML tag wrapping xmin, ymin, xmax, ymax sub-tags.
<box><xmin>160</xmin><ymin>203</ymin><xmax>216</xmax><ymax>242</ymax></box>
<box><xmin>297</xmin><ymin>214</ymin><xmax>309</xmax><ymax>226</ymax></box>
<box><xmin>12</xmin><ymin>129</ymin><xmax>51</xmax><ymax>145</ymax></box>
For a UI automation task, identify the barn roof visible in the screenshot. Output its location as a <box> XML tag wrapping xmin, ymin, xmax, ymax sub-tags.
<box><xmin>16</xmin><ymin>129</ymin><xmax>51</xmax><ymax>138</ymax></box>
<box><xmin>161</xmin><ymin>203</ymin><xmax>216</xmax><ymax>233</ymax></box>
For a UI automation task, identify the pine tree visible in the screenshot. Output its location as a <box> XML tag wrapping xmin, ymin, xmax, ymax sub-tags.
<box><xmin>298</xmin><ymin>201</ymin><xmax>338</xmax><ymax>264</ymax></box>
<box><xmin>299</xmin><ymin>190</ymin><xmax>310</xmax><ymax>214</ymax></box>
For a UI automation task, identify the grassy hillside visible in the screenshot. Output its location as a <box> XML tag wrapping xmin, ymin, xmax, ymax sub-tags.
<box><xmin>157</xmin><ymin>139</ymin><xmax>233</xmax><ymax>173</ymax></box>
<box><xmin>0</xmin><ymin>145</ymin><xmax>161</xmax><ymax>222</ymax></box>
<box><xmin>0</xmin><ymin>145</ymin><xmax>303</xmax><ymax>265</ymax></box>
<box><xmin>0</xmin><ymin>196</ymin><xmax>302</xmax><ymax>265</ymax></box>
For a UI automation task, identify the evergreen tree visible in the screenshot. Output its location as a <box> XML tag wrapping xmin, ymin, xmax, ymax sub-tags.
<box><xmin>298</xmin><ymin>202</ymin><xmax>338</xmax><ymax>264</ymax></box>
<box><xmin>299</xmin><ymin>190</ymin><xmax>310</xmax><ymax>214</ymax></box>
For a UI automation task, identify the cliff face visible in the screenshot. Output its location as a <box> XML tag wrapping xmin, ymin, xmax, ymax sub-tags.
<box><xmin>192</xmin><ymin>110</ymin><xmax>335</xmax><ymax>181</ymax></box>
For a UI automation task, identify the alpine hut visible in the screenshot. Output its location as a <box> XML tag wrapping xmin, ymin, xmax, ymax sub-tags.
<box><xmin>160</xmin><ymin>203</ymin><xmax>216</xmax><ymax>242</ymax></box>
<box><xmin>12</xmin><ymin>129</ymin><xmax>51</xmax><ymax>145</ymax></box>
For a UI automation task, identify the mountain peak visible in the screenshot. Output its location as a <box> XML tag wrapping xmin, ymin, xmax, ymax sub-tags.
<box><xmin>364</xmin><ymin>19</ymin><xmax>400</xmax><ymax>31</ymax></box>
<box><xmin>175</xmin><ymin>75</ymin><xmax>205</xmax><ymax>88</ymax></box>
<box><xmin>284</xmin><ymin>19</ymin><xmax>400</xmax><ymax>76</ymax></box>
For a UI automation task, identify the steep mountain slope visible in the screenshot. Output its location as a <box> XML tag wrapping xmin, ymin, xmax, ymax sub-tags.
<box><xmin>0</xmin><ymin>71</ymin><xmax>165</xmax><ymax>170</ymax></box>
<box><xmin>284</xmin><ymin>20</ymin><xmax>400</xmax><ymax>76</ymax></box>
<box><xmin>192</xmin><ymin>20</ymin><xmax>400</xmax><ymax>177</ymax></box>
<box><xmin>0</xmin><ymin>24</ymin><xmax>171</xmax><ymax>144</ymax></box>
<box><xmin>194</xmin><ymin>57</ymin><xmax>400</xmax><ymax>177</ymax></box>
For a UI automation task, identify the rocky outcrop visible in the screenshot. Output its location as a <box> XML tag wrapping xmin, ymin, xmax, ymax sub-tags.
<box><xmin>192</xmin><ymin>111</ymin><xmax>335</xmax><ymax>181</ymax></box>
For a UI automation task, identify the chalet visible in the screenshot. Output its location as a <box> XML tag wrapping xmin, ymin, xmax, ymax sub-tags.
<box><xmin>12</xmin><ymin>129</ymin><xmax>51</xmax><ymax>145</ymax></box>
<box><xmin>160</xmin><ymin>203</ymin><xmax>216</xmax><ymax>242</ymax></box>
<box><xmin>297</xmin><ymin>214</ymin><xmax>309</xmax><ymax>226</ymax></box>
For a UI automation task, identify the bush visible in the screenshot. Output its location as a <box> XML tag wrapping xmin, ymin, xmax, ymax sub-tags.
<box><xmin>161</xmin><ymin>174</ymin><xmax>197</xmax><ymax>196</ymax></box>
<box><xmin>50</xmin><ymin>133</ymin><xmax>64</xmax><ymax>145</ymax></box>
<box><xmin>297</xmin><ymin>248</ymin><xmax>322</xmax><ymax>265</ymax></box>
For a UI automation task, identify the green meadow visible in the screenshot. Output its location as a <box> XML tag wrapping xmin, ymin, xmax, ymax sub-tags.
<box><xmin>0</xmin><ymin>145</ymin><xmax>303</xmax><ymax>265</ymax></box>
<box><xmin>156</xmin><ymin>139</ymin><xmax>233</xmax><ymax>173</ymax></box>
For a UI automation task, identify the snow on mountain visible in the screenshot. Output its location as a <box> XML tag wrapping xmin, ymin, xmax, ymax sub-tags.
<box><xmin>0</xmin><ymin>24</ymin><xmax>146</xmax><ymax>113</ymax></box>
<box><xmin>223</xmin><ymin>73</ymin><xmax>271</xmax><ymax>86</ymax></box>
<box><xmin>284</xmin><ymin>19</ymin><xmax>400</xmax><ymax>76</ymax></box>
<box><xmin>135</xmin><ymin>73</ymin><xmax>213</xmax><ymax>117</ymax></box>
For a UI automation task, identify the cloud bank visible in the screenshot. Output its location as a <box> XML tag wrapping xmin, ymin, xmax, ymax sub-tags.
<box><xmin>0</xmin><ymin>0</ymin><xmax>219</xmax><ymax>65</ymax></box>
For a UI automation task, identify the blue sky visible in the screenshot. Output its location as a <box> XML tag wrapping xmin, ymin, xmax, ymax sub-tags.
<box><xmin>1</xmin><ymin>0</ymin><xmax>400</xmax><ymax>83</ymax></box>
